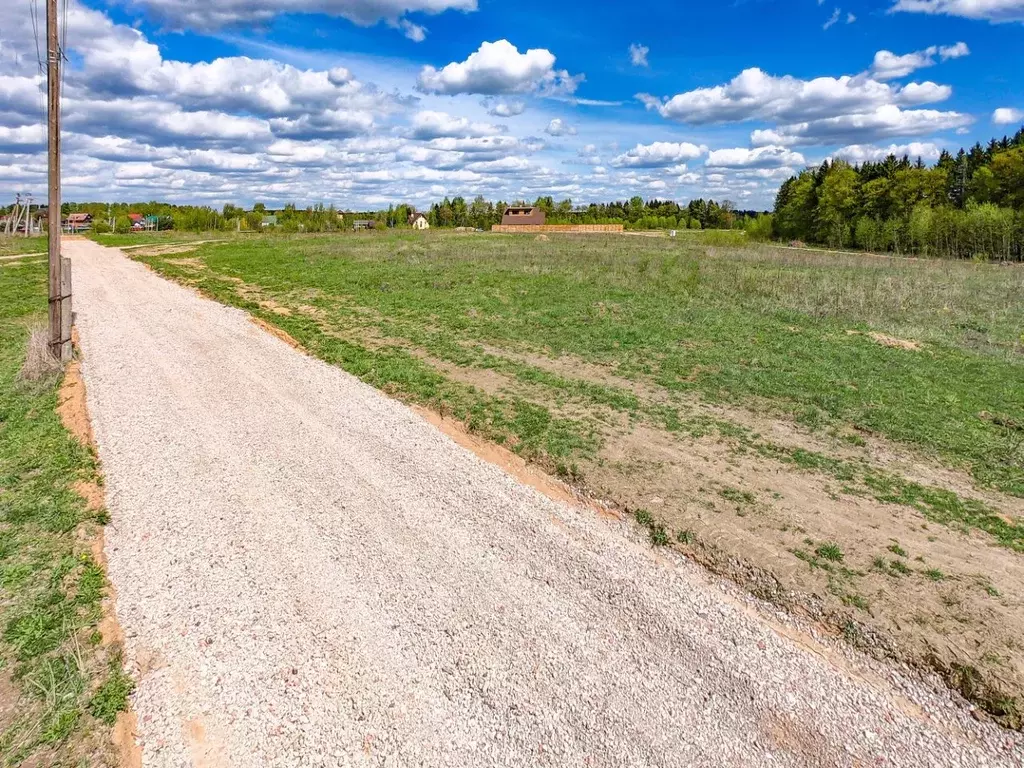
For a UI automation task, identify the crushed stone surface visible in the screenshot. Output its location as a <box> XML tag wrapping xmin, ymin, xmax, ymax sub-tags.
<box><xmin>66</xmin><ymin>240</ymin><xmax>1024</xmax><ymax>767</ymax></box>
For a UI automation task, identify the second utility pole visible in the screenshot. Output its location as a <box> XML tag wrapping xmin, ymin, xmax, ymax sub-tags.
<box><xmin>47</xmin><ymin>0</ymin><xmax>71</xmax><ymax>361</ymax></box>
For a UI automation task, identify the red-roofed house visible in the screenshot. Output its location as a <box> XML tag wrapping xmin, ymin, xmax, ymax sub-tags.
<box><xmin>65</xmin><ymin>212</ymin><xmax>93</xmax><ymax>231</ymax></box>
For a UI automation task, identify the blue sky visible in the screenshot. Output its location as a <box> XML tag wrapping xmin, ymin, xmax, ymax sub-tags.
<box><xmin>1</xmin><ymin>0</ymin><xmax>1022</xmax><ymax>209</ymax></box>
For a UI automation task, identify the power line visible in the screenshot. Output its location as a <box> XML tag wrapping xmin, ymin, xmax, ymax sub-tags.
<box><xmin>30</xmin><ymin>0</ymin><xmax>44</xmax><ymax>75</ymax></box>
<box><xmin>30</xmin><ymin>0</ymin><xmax>47</xmax><ymax>120</ymax></box>
<box><xmin>59</xmin><ymin>0</ymin><xmax>67</xmax><ymax>102</ymax></box>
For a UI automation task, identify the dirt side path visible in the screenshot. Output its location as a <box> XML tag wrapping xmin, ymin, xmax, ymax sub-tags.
<box><xmin>66</xmin><ymin>240</ymin><xmax>1022</xmax><ymax>767</ymax></box>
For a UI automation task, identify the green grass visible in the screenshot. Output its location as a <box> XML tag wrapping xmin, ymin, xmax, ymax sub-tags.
<box><xmin>0</xmin><ymin>261</ymin><xmax>126</xmax><ymax>763</ymax></box>
<box><xmin>0</xmin><ymin>236</ymin><xmax>45</xmax><ymax>257</ymax></box>
<box><xmin>133</xmin><ymin>232</ymin><xmax>1024</xmax><ymax>541</ymax></box>
<box><xmin>87</xmin><ymin>231</ymin><xmax>228</xmax><ymax>247</ymax></box>
<box><xmin>888</xmin><ymin>542</ymin><xmax>908</xmax><ymax>557</ymax></box>
<box><xmin>719</xmin><ymin>487</ymin><xmax>755</xmax><ymax>506</ymax></box>
<box><xmin>630</xmin><ymin>509</ymin><xmax>671</xmax><ymax>546</ymax></box>
<box><xmin>841</xmin><ymin>593</ymin><xmax>870</xmax><ymax>611</ymax></box>
<box><xmin>815</xmin><ymin>542</ymin><xmax>844</xmax><ymax>562</ymax></box>
<box><xmin>89</xmin><ymin>653</ymin><xmax>134</xmax><ymax>726</ymax></box>
<box><xmin>139</xmin><ymin>233</ymin><xmax>1021</xmax><ymax>496</ymax></box>
<box><xmin>634</xmin><ymin>509</ymin><xmax>653</xmax><ymax>527</ymax></box>
<box><xmin>890</xmin><ymin>559</ymin><xmax>912</xmax><ymax>576</ymax></box>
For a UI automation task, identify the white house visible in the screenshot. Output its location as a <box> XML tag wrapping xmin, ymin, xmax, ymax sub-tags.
<box><xmin>409</xmin><ymin>212</ymin><xmax>430</xmax><ymax>230</ymax></box>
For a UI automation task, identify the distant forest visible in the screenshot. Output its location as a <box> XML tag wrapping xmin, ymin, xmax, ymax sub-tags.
<box><xmin>772</xmin><ymin>126</ymin><xmax>1024</xmax><ymax>260</ymax></box>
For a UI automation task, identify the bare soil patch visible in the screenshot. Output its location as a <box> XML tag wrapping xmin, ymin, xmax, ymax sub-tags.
<box><xmin>846</xmin><ymin>329</ymin><xmax>922</xmax><ymax>351</ymax></box>
<box><xmin>472</xmin><ymin>343</ymin><xmax>1024</xmax><ymax>518</ymax></box>
<box><xmin>131</xmin><ymin>245</ymin><xmax>200</xmax><ymax>258</ymax></box>
<box><xmin>111</xmin><ymin>711</ymin><xmax>143</xmax><ymax>768</ymax></box>
<box><xmin>587</xmin><ymin>423</ymin><xmax>1024</xmax><ymax>713</ymax></box>
<box><xmin>394</xmin><ymin>337</ymin><xmax>1024</xmax><ymax>723</ymax></box>
<box><xmin>258</xmin><ymin>300</ymin><xmax>292</xmax><ymax>315</ymax></box>
<box><xmin>57</xmin><ymin>355</ymin><xmax>95</xmax><ymax>446</ymax></box>
<box><xmin>250</xmin><ymin>317</ymin><xmax>304</xmax><ymax>350</ymax></box>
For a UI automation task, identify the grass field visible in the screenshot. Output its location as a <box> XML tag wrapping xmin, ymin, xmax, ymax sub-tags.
<box><xmin>135</xmin><ymin>231</ymin><xmax>1024</xmax><ymax>722</ymax></box>
<box><xmin>87</xmin><ymin>231</ymin><xmax>237</xmax><ymax>248</ymax></box>
<box><xmin>0</xmin><ymin>237</ymin><xmax>45</xmax><ymax>257</ymax></box>
<box><xmin>0</xmin><ymin>259</ymin><xmax>129</xmax><ymax>764</ymax></box>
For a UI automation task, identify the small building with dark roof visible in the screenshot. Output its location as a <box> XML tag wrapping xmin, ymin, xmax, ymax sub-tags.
<box><xmin>501</xmin><ymin>206</ymin><xmax>546</xmax><ymax>226</ymax></box>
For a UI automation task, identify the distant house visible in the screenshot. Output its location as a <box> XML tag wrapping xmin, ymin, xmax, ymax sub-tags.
<box><xmin>353</xmin><ymin>220</ymin><xmax>376</xmax><ymax>230</ymax></box>
<box><xmin>65</xmin><ymin>212</ymin><xmax>93</xmax><ymax>232</ymax></box>
<box><xmin>408</xmin><ymin>212</ymin><xmax>429</xmax><ymax>230</ymax></box>
<box><xmin>128</xmin><ymin>213</ymin><xmax>145</xmax><ymax>231</ymax></box>
<box><xmin>261</xmin><ymin>215</ymin><xmax>278</xmax><ymax>228</ymax></box>
<box><xmin>501</xmin><ymin>206</ymin><xmax>546</xmax><ymax>226</ymax></box>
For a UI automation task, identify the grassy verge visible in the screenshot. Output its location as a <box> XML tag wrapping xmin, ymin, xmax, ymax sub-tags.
<box><xmin>86</xmin><ymin>231</ymin><xmax>228</xmax><ymax>247</ymax></box>
<box><xmin>0</xmin><ymin>238</ymin><xmax>45</xmax><ymax>257</ymax></box>
<box><xmin>142</xmin><ymin>233</ymin><xmax>1023</xmax><ymax>497</ymax></box>
<box><xmin>0</xmin><ymin>262</ymin><xmax>130</xmax><ymax>764</ymax></box>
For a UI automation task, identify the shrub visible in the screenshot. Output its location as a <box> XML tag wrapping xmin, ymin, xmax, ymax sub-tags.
<box><xmin>745</xmin><ymin>213</ymin><xmax>774</xmax><ymax>242</ymax></box>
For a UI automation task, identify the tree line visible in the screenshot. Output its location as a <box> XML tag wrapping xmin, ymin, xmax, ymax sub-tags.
<box><xmin>1</xmin><ymin>196</ymin><xmax>762</xmax><ymax>234</ymax></box>
<box><xmin>418</xmin><ymin>195</ymin><xmax>761</xmax><ymax>231</ymax></box>
<box><xmin>771</xmin><ymin>126</ymin><xmax>1024</xmax><ymax>260</ymax></box>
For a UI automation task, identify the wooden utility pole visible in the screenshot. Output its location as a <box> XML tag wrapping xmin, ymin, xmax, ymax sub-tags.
<box><xmin>47</xmin><ymin>0</ymin><xmax>70</xmax><ymax>361</ymax></box>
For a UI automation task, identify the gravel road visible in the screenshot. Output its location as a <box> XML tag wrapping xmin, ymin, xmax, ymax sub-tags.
<box><xmin>67</xmin><ymin>239</ymin><xmax>1023</xmax><ymax>767</ymax></box>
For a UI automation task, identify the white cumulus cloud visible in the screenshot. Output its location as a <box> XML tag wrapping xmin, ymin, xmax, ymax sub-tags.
<box><xmin>831</xmin><ymin>142</ymin><xmax>943</xmax><ymax>163</ymax></box>
<box><xmin>993</xmin><ymin>107</ymin><xmax>1024</xmax><ymax>124</ymax></box>
<box><xmin>751</xmin><ymin>105</ymin><xmax>973</xmax><ymax>146</ymax></box>
<box><xmin>416</xmin><ymin>40</ymin><xmax>581</xmax><ymax>96</ymax></box>
<box><xmin>870</xmin><ymin>42</ymin><xmax>969</xmax><ymax>80</ymax></box>
<box><xmin>705</xmin><ymin>145</ymin><xmax>806</xmax><ymax>168</ymax></box>
<box><xmin>410</xmin><ymin>111</ymin><xmax>506</xmax><ymax>139</ymax></box>
<box><xmin>637</xmin><ymin>67</ymin><xmax>951</xmax><ymax>126</ymax></box>
<box><xmin>544</xmin><ymin>118</ymin><xmax>577</xmax><ymax>136</ymax></box>
<box><xmin>399</xmin><ymin>20</ymin><xmax>428</xmax><ymax>41</ymax></box>
<box><xmin>611</xmin><ymin>141</ymin><xmax>707</xmax><ymax>168</ymax></box>
<box><xmin>481</xmin><ymin>97</ymin><xmax>526</xmax><ymax>117</ymax></box>
<box><xmin>890</xmin><ymin>0</ymin><xmax>1024</xmax><ymax>23</ymax></box>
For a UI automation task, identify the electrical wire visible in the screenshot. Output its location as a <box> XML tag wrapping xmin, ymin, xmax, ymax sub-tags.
<box><xmin>30</xmin><ymin>0</ymin><xmax>44</xmax><ymax>75</ymax></box>
<box><xmin>59</xmin><ymin>0</ymin><xmax>68</xmax><ymax>124</ymax></box>
<box><xmin>29</xmin><ymin>0</ymin><xmax>47</xmax><ymax>149</ymax></box>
